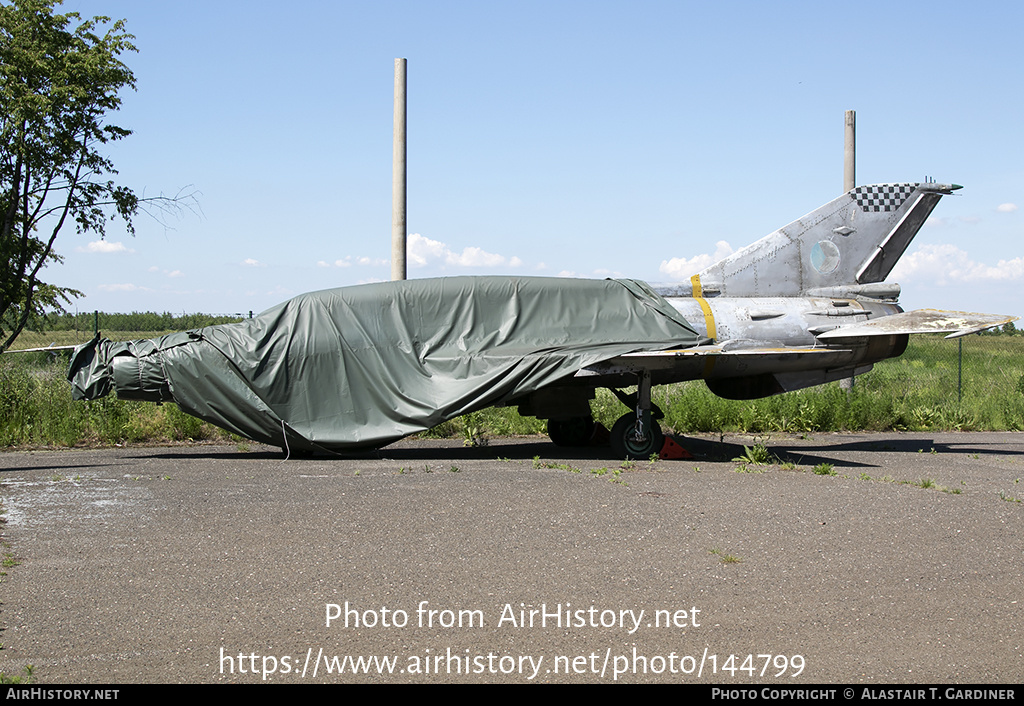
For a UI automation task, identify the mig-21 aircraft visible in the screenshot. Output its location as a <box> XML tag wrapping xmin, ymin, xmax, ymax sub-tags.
<box><xmin>68</xmin><ymin>181</ymin><xmax>1015</xmax><ymax>458</ymax></box>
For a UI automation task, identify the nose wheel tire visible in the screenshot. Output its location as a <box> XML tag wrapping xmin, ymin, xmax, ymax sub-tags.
<box><xmin>610</xmin><ymin>413</ymin><xmax>663</xmax><ymax>460</ymax></box>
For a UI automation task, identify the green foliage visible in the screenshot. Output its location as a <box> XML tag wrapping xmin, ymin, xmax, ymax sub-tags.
<box><xmin>532</xmin><ymin>456</ymin><xmax>580</xmax><ymax>472</ymax></box>
<box><xmin>461</xmin><ymin>411</ymin><xmax>487</xmax><ymax>447</ymax></box>
<box><xmin>0</xmin><ymin>354</ymin><xmax>232</xmax><ymax>446</ymax></box>
<box><xmin>29</xmin><ymin>310</ymin><xmax>244</xmax><ymax>333</ymax></box>
<box><xmin>607</xmin><ymin>336</ymin><xmax>1024</xmax><ymax>435</ymax></box>
<box><xmin>0</xmin><ymin>2</ymin><xmax>195</xmax><ymax>352</ymax></box>
<box><xmin>812</xmin><ymin>463</ymin><xmax>836</xmax><ymax>476</ymax></box>
<box><xmin>419</xmin><ymin>406</ymin><xmax>544</xmax><ymax>441</ymax></box>
<box><xmin>0</xmin><ymin>0</ymin><xmax>143</xmax><ymax>350</ymax></box>
<box><xmin>998</xmin><ymin>479</ymin><xmax>1021</xmax><ymax>503</ymax></box>
<box><xmin>732</xmin><ymin>444</ymin><xmax>772</xmax><ymax>465</ymax></box>
<box><xmin>0</xmin><ymin>665</ymin><xmax>34</xmax><ymax>684</ymax></box>
<box><xmin>709</xmin><ymin>548</ymin><xmax>742</xmax><ymax>564</ymax></box>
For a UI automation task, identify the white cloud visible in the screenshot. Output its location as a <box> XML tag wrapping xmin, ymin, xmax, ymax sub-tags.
<box><xmin>265</xmin><ymin>285</ymin><xmax>293</xmax><ymax>298</ymax></box>
<box><xmin>145</xmin><ymin>266</ymin><xmax>185</xmax><ymax>278</ymax></box>
<box><xmin>317</xmin><ymin>256</ymin><xmax>387</xmax><ymax>268</ymax></box>
<box><xmin>96</xmin><ymin>283</ymin><xmax>152</xmax><ymax>292</ymax></box>
<box><xmin>927</xmin><ymin>215</ymin><xmax>983</xmax><ymax>227</ymax></box>
<box><xmin>407</xmin><ymin>233</ymin><xmax>450</xmax><ymax>267</ymax></box>
<box><xmin>447</xmin><ymin>245</ymin><xmax>505</xmax><ymax>267</ymax></box>
<box><xmin>77</xmin><ymin>240</ymin><xmax>133</xmax><ymax>254</ymax></box>
<box><xmin>407</xmin><ymin>232</ymin><xmax>520</xmax><ymax>270</ymax></box>
<box><xmin>241</xmin><ymin>258</ymin><xmax>263</xmax><ymax>267</ymax></box>
<box><xmin>890</xmin><ymin>243</ymin><xmax>1024</xmax><ymax>285</ymax></box>
<box><xmin>659</xmin><ymin>240</ymin><xmax>734</xmax><ymax>280</ymax></box>
<box><xmin>997</xmin><ymin>203</ymin><xmax>1018</xmax><ymax>213</ymax></box>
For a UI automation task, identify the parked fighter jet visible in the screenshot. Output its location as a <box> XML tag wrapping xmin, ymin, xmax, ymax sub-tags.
<box><xmin>68</xmin><ymin>181</ymin><xmax>1015</xmax><ymax>458</ymax></box>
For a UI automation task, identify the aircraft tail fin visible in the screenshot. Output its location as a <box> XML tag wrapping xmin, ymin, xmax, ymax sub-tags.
<box><xmin>691</xmin><ymin>182</ymin><xmax>960</xmax><ymax>299</ymax></box>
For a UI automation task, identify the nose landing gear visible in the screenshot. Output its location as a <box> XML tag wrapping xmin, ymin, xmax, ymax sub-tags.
<box><xmin>610</xmin><ymin>412</ymin><xmax>663</xmax><ymax>460</ymax></box>
<box><xmin>608</xmin><ymin>369</ymin><xmax>664</xmax><ymax>460</ymax></box>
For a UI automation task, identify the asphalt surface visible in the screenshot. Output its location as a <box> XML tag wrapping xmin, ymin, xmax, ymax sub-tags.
<box><xmin>0</xmin><ymin>432</ymin><xmax>1020</xmax><ymax>684</ymax></box>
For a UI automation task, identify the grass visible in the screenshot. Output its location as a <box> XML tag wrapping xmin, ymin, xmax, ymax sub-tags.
<box><xmin>0</xmin><ymin>354</ymin><xmax>237</xmax><ymax>447</ymax></box>
<box><xmin>587</xmin><ymin>335</ymin><xmax>1024</xmax><ymax>435</ymax></box>
<box><xmin>0</xmin><ymin>665</ymin><xmax>34</xmax><ymax>684</ymax></box>
<box><xmin>7</xmin><ymin>329</ymin><xmax>178</xmax><ymax>350</ymax></box>
<box><xmin>732</xmin><ymin>444</ymin><xmax>773</xmax><ymax>466</ymax></box>
<box><xmin>856</xmin><ymin>472</ymin><xmax>963</xmax><ymax>494</ymax></box>
<box><xmin>998</xmin><ymin>479</ymin><xmax>1021</xmax><ymax>502</ymax></box>
<box><xmin>531</xmin><ymin>456</ymin><xmax>629</xmax><ymax>484</ymax></box>
<box><xmin>2</xmin><ymin>333</ymin><xmax>1023</xmax><ymax>449</ymax></box>
<box><xmin>709</xmin><ymin>548</ymin><xmax>743</xmax><ymax>564</ymax></box>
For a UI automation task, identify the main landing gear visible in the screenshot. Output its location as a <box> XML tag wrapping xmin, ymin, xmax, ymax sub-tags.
<box><xmin>546</xmin><ymin>416</ymin><xmax>596</xmax><ymax>447</ymax></box>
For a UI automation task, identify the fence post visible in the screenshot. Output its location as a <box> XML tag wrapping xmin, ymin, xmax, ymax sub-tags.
<box><xmin>958</xmin><ymin>337</ymin><xmax>962</xmax><ymax>404</ymax></box>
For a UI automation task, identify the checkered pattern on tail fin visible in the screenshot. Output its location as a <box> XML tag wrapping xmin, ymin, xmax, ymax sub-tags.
<box><xmin>852</xmin><ymin>183</ymin><xmax>918</xmax><ymax>212</ymax></box>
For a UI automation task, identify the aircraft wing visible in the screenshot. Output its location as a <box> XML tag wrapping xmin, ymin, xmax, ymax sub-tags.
<box><xmin>575</xmin><ymin>343</ymin><xmax>862</xmax><ymax>399</ymax></box>
<box><xmin>815</xmin><ymin>309</ymin><xmax>1018</xmax><ymax>340</ymax></box>
<box><xmin>576</xmin><ymin>344</ymin><xmax>844</xmax><ymax>375</ymax></box>
<box><xmin>5</xmin><ymin>344</ymin><xmax>79</xmax><ymax>353</ymax></box>
<box><xmin>572</xmin><ymin>308</ymin><xmax>1017</xmax><ymax>400</ymax></box>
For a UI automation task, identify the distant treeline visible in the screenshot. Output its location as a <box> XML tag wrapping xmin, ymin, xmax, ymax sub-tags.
<box><xmin>956</xmin><ymin>322</ymin><xmax>1021</xmax><ymax>336</ymax></box>
<box><xmin>27</xmin><ymin>311</ymin><xmax>246</xmax><ymax>332</ymax></box>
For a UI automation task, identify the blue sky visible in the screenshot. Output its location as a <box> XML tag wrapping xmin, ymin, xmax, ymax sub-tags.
<box><xmin>52</xmin><ymin>0</ymin><xmax>1022</xmax><ymax>319</ymax></box>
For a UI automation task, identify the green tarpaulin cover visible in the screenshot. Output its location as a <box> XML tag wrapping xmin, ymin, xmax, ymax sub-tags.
<box><xmin>68</xmin><ymin>276</ymin><xmax>699</xmax><ymax>452</ymax></box>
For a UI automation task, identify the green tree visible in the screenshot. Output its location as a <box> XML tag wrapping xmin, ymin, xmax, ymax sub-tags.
<box><xmin>0</xmin><ymin>0</ymin><xmax>185</xmax><ymax>352</ymax></box>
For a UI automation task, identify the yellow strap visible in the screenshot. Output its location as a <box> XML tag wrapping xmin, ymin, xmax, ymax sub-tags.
<box><xmin>690</xmin><ymin>274</ymin><xmax>717</xmax><ymax>376</ymax></box>
<box><xmin>690</xmin><ymin>274</ymin><xmax>717</xmax><ymax>341</ymax></box>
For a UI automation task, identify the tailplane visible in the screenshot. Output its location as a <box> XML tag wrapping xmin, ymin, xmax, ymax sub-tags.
<box><xmin>691</xmin><ymin>182</ymin><xmax>960</xmax><ymax>299</ymax></box>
